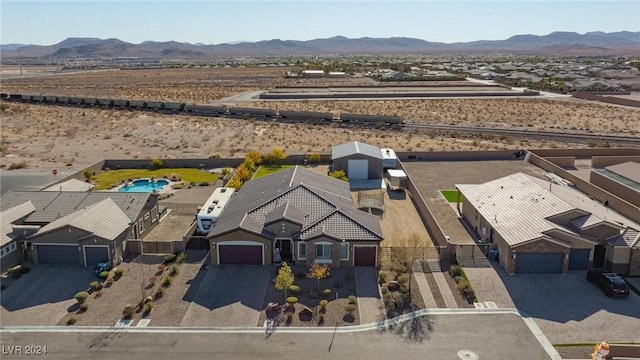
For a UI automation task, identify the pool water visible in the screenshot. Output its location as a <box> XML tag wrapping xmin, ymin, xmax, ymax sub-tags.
<box><xmin>118</xmin><ymin>179</ymin><xmax>169</xmax><ymax>193</ymax></box>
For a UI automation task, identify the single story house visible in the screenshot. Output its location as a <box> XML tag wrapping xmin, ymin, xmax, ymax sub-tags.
<box><xmin>0</xmin><ymin>191</ymin><xmax>160</xmax><ymax>267</ymax></box>
<box><xmin>331</xmin><ymin>141</ymin><xmax>384</xmax><ymax>180</ymax></box>
<box><xmin>208</xmin><ymin>166</ymin><xmax>383</xmax><ymax>267</ymax></box>
<box><xmin>456</xmin><ymin>173</ymin><xmax>640</xmax><ymax>275</ymax></box>
<box><xmin>1</xmin><ymin>201</ymin><xmax>37</xmax><ymax>272</ymax></box>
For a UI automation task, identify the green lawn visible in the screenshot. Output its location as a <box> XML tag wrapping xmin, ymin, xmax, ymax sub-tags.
<box><xmin>252</xmin><ymin>165</ymin><xmax>293</xmax><ymax>180</ymax></box>
<box><xmin>440</xmin><ymin>190</ymin><xmax>462</xmax><ymax>203</ymax></box>
<box><xmin>93</xmin><ymin>168</ymin><xmax>219</xmax><ymax>190</ymax></box>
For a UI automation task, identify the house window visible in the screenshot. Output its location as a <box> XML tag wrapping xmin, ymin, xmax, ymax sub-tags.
<box><xmin>144</xmin><ymin>212</ymin><xmax>150</xmax><ymax>221</ymax></box>
<box><xmin>316</xmin><ymin>243</ymin><xmax>331</xmax><ymax>259</ymax></box>
<box><xmin>151</xmin><ymin>208</ymin><xmax>158</xmax><ymax>223</ymax></box>
<box><xmin>340</xmin><ymin>243</ymin><xmax>349</xmax><ymax>260</ymax></box>
<box><xmin>297</xmin><ymin>242</ymin><xmax>306</xmax><ymax>260</ymax></box>
<box><xmin>138</xmin><ymin>218</ymin><xmax>145</xmax><ymax>234</ymax></box>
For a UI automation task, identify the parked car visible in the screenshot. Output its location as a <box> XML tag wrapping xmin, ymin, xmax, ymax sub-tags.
<box><xmin>586</xmin><ymin>270</ymin><xmax>630</xmax><ymax>297</ymax></box>
<box><xmin>94</xmin><ymin>262</ymin><xmax>111</xmax><ymax>276</ymax></box>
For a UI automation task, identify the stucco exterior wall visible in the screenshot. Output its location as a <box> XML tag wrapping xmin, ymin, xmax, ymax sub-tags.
<box><xmin>590</xmin><ymin>170</ymin><xmax>640</xmax><ymax>208</ymax></box>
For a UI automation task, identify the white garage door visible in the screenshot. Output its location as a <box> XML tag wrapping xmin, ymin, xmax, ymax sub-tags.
<box><xmin>348</xmin><ymin>159</ymin><xmax>368</xmax><ymax>180</ymax></box>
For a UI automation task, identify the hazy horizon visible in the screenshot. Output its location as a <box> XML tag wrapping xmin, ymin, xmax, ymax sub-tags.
<box><xmin>1</xmin><ymin>1</ymin><xmax>639</xmax><ymax>46</ymax></box>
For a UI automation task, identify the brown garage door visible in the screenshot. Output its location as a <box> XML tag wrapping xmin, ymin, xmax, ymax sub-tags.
<box><xmin>354</xmin><ymin>247</ymin><xmax>376</xmax><ymax>266</ymax></box>
<box><xmin>219</xmin><ymin>245</ymin><xmax>262</xmax><ymax>265</ymax></box>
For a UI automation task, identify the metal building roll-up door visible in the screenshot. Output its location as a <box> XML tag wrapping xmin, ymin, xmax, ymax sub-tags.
<box><xmin>515</xmin><ymin>253</ymin><xmax>563</xmax><ymax>274</ymax></box>
<box><xmin>348</xmin><ymin>159</ymin><xmax>368</xmax><ymax>180</ymax></box>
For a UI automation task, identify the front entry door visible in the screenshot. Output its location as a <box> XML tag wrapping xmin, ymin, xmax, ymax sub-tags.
<box><xmin>275</xmin><ymin>239</ymin><xmax>293</xmax><ymax>264</ymax></box>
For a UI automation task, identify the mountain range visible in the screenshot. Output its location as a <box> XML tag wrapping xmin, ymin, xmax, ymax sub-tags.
<box><xmin>2</xmin><ymin>31</ymin><xmax>639</xmax><ymax>58</ymax></box>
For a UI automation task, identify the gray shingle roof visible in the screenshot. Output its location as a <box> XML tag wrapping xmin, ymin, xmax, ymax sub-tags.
<box><xmin>209</xmin><ymin>166</ymin><xmax>382</xmax><ymax>241</ymax></box>
<box><xmin>332</xmin><ymin>141</ymin><xmax>383</xmax><ymax>160</ymax></box>
<box><xmin>1</xmin><ymin>201</ymin><xmax>36</xmax><ymax>247</ymax></box>
<box><xmin>32</xmin><ymin>198</ymin><xmax>130</xmax><ymax>241</ymax></box>
<box><xmin>1</xmin><ymin>191</ymin><xmax>150</xmax><ymax>223</ymax></box>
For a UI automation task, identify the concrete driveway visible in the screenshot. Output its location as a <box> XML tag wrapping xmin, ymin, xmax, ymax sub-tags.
<box><xmin>497</xmin><ymin>269</ymin><xmax>640</xmax><ymax>344</ymax></box>
<box><xmin>1</xmin><ymin>264</ymin><xmax>95</xmax><ymax>326</ymax></box>
<box><xmin>180</xmin><ymin>265</ymin><xmax>271</xmax><ymax>327</ymax></box>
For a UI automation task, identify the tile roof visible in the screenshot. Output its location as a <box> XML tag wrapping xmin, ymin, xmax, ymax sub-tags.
<box><xmin>1</xmin><ymin>191</ymin><xmax>150</xmax><ymax>223</ymax></box>
<box><xmin>609</xmin><ymin>228</ymin><xmax>640</xmax><ymax>247</ymax></box>
<box><xmin>209</xmin><ymin>166</ymin><xmax>382</xmax><ymax>241</ymax></box>
<box><xmin>32</xmin><ymin>198</ymin><xmax>131</xmax><ymax>241</ymax></box>
<box><xmin>332</xmin><ymin>141</ymin><xmax>383</xmax><ymax>160</ymax></box>
<box><xmin>1</xmin><ymin>201</ymin><xmax>36</xmax><ymax>247</ymax></box>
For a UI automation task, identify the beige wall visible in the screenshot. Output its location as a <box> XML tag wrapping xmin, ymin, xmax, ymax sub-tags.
<box><xmin>545</xmin><ymin>157</ymin><xmax>576</xmax><ymax>167</ymax></box>
<box><xmin>591</xmin><ymin>156</ymin><xmax>640</xmax><ymax>169</ymax></box>
<box><xmin>590</xmin><ymin>170</ymin><xmax>640</xmax><ymax>208</ymax></box>
<box><xmin>209</xmin><ymin>230</ymin><xmax>272</xmax><ymax>266</ymax></box>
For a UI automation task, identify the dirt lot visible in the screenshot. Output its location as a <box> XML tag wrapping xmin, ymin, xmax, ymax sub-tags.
<box><xmin>143</xmin><ymin>214</ymin><xmax>194</xmax><ymax>242</ymax></box>
<box><xmin>378</xmin><ymin>190</ymin><xmax>432</xmax><ymax>248</ymax></box>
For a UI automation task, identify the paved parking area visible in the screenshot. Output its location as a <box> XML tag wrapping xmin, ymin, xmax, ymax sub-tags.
<box><xmin>180</xmin><ymin>265</ymin><xmax>271</xmax><ymax>327</ymax></box>
<box><xmin>496</xmin><ymin>269</ymin><xmax>640</xmax><ymax>344</ymax></box>
<box><xmin>143</xmin><ymin>214</ymin><xmax>194</xmax><ymax>241</ymax></box>
<box><xmin>1</xmin><ymin>265</ymin><xmax>95</xmax><ymax>326</ymax></box>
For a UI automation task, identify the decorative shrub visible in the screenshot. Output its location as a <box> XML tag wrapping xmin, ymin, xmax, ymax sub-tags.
<box><xmin>105</xmin><ymin>278</ymin><xmax>115</xmax><ymax>287</ymax></box>
<box><xmin>390</xmin><ymin>263</ymin><xmax>406</xmax><ymax>274</ymax></box>
<box><xmin>79</xmin><ymin>303</ymin><xmax>89</xmax><ymax>312</ymax></box>
<box><xmin>378</xmin><ymin>270</ymin><xmax>388</xmax><ymax>282</ymax></box>
<box><xmin>99</xmin><ymin>271</ymin><xmax>110</xmax><ymax>280</ymax></box>
<box><xmin>177</xmin><ymin>253</ymin><xmax>187</xmax><ymax>263</ymax></box>
<box><xmin>397</xmin><ymin>273</ymin><xmax>410</xmax><ymax>284</ymax></box>
<box><xmin>157</xmin><ymin>264</ymin><xmax>166</xmax><ymax>273</ymax></box>
<box><xmin>67</xmin><ymin>316</ymin><xmax>77</xmax><ymax>325</ymax></box>
<box><xmin>164</xmin><ymin>254</ymin><xmax>177</xmax><ymax>264</ymax></box>
<box><xmin>75</xmin><ymin>291</ymin><xmax>89</xmax><ymax>304</ymax></box>
<box><xmin>347</xmin><ymin>295</ymin><xmax>357</xmax><ymax>304</ymax></box>
<box><xmin>155</xmin><ymin>286</ymin><xmax>166</xmax><ymax>299</ymax></box>
<box><xmin>286</xmin><ymin>296</ymin><xmax>298</xmax><ymax>304</ymax></box>
<box><xmin>162</xmin><ymin>276</ymin><xmax>173</xmax><ymax>286</ymax></box>
<box><xmin>319</xmin><ymin>300</ymin><xmax>328</xmax><ymax>308</ymax></box>
<box><xmin>170</xmin><ymin>265</ymin><xmax>180</xmax><ymax>275</ymax></box>
<box><xmin>288</xmin><ymin>285</ymin><xmax>301</xmax><ymax>295</ymax></box>
<box><xmin>321</xmin><ymin>288</ymin><xmax>332</xmax><ymax>297</ymax></box>
<box><xmin>114</xmin><ymin>268</ymin><xmax>124</xmax><ymax>277</ymax></box>
<box><xmin>400</xmin><ymin>285</ymin><xmax>410</xmax><ymax>294</ymax></box>
<box><xmin>89</xmin><ymin>281</ymin><xmax>100</xmax><ymax>290</ymax></box>
<box><xmin>449</xmin><ymin>265</ymin><xmax>462</xmax><ymax>277</ymax></box>
<box><xmin>122</xmin><ymin>305</ymin><xmax>135</xmax><ymax>319</ymax></box>
<box><xmin>456</xmin><ymin>279</ymin><xmax>470</xmax><ymax>292</ymax></box>
<box><xmin>144</xmin><ymin>301</ymin><xmax>154</xmax><ymax>314</ymax></box>
<box><xmin>344</xmin><ymin>304</ymin><xmax>357</xmax><ymax>313</ymax></box>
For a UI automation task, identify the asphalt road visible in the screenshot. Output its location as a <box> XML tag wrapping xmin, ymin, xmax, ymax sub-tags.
<box><xmin>0</xmin><ymin>312</ymin><xmax>558</xmax><ymax>360</ymax></box>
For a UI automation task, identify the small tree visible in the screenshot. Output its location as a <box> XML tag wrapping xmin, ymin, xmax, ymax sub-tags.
<box><xmin>226</xmin><ymin>175</ymin><xmax>243</xmax><ymax>190</ymax></box>
<box><xmin>275</xmin><ymin>262</ymin><xmax>295</xmax><ymax>302</ymax></box>
<box><xmin>245</xmin><ymin>150</ymin><xmax>263</xmax><ymax>166</ymax></box>
<box><xmin>308</xmin><ymin>153</ymin><xmax>322</xmax><ymax>164</ymax></box>
<box><xmin>328</xmin><ymin>170</ymin><xmax>348</xmax><ymax>182</ymax></box>
<box><xmin>221</xmin><ymin>166</ymin><xmax>233</xmax><ymax>176</ymax></box>
<box><xmin>150</xmin><ymin>158</ymin><xmax>164</xmax><ymax>169</ymax></box>
<box><xmin>264</xmin><ymin>147</ymin><xmax>287</xmax><ymax>164</ymax></box>
<box><xmin>235</xmin><ymin>163</ymin><xmax>251</xmax><ymax>182</ymax></box>
<box><xmin>308</xmin><ymin>263</ymin><xmax>330</xmax><ymax>291</ymax></box>
<box><xmin>83</xmin><ymin>168</ymin><xmax>95</xmax><ymax>181</ymax></box>
<box><xmin>243</xmin><ymin>157</ymin><xmax>256</xmax><ymax>172</ymax></box>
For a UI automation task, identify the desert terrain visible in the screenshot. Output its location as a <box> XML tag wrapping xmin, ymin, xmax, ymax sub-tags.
<box><xmin>1</xmin><ymin>67</ymin><xmax>639</xmax><ymax>172</ymax></box>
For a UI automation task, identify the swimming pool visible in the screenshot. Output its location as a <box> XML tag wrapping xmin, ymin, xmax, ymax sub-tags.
<box><xmin>118</xmin><ymin>179</ymin><xmax>169</xmax><ymax>193</ymax></box>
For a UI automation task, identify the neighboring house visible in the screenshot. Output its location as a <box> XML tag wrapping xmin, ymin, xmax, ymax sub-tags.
<box><xmin>332</xmin><ymin>141</ymin><xmax>384</xmax><ymax>180</ymax></box>
<box><xmin>208</xmin><ymin>166</ymin><xmax>383</xmax><ymax>267</ymax></box>
<box><xmin>27</xmin><ymin>199</ymin><xmax>131</xmax><ymax>267</ymax></box>
<box><xmin>456</xmin><ymin>173</ymin><xmax>640</xmax><ymax>275</ymax></box>
<box><xmin>572</xmin><ymin>80</ymin><xmax>615</xmax><ymax>91</ymax></box>
<box><xmin>42</xmin><ymin>178</ymin><xmax>94</xmax><ymax>192</ymax></box>
<box><xmin>1</xmin><ymin>191</ymin><xmax>160</xmax><ymax>266</ymax></box>
<box><xmin>590</xmin><ymin>162</ymin><xmax>640</xmax><ymax>208</ymax></box>
<box><xmin>0</xmin><ymin>201</ymin><xmax>37</xmax><ymax>273</ymax></box>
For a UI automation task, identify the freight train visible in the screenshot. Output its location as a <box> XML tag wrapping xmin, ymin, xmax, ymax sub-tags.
<box><xmin>1</xmin><ymin>93</ymin><xmax>404</xmax><ymax>127</ymax></box>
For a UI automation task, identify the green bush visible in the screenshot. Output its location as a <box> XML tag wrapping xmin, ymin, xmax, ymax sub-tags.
<box><xmin>456</xmin><ymin>279</ymin><xmax>470</xmax><ymax>292</ymax></box>
<box><xmin>162</xmin><ymin>276</ymin><xmax>173</xmax><ymax>286</ymax></box>
<box><xmin>347</xmin><ymin>295</ymin><xmax>357</xmax><ymax>304</ymax></box>
<box><xmin>286</xmin><ymin>296</ymin><xmax>298</xmax><ymax>304</ymax></box>
<box><xmin>397</xmin><ymin>273</ymin><xmax>410</xmax><ymax>284</ymax></box>
<box><xmin>75</xmin><ymin>291</ymin><xmax>89</xmax><ymax>304</ymax></box>
<box><xmin>164</xmin><ymin>254</ymin><xmax>177</xmax><ymax>264</ymax></box>
<box><xmin>67</xmin><ymin>316</ymin><xmax>77</xmax><ymax>325</ymax></box>
<box><xmin>150</xmin><ymin>158</ymin><xmax>164</xmax><ymax>169</ymax></box>
<box><xmin>144</xmin><ymin>301</ymin><xmax>154</xmax><ymax>313</ymax></box>
<box><xmin>288</xmin><ymin>285</ymin><xmax>301</xmax><ymax>295</ymax></box>
<box><xmin>114</xmin><ymin>268</ymin><xmax>124</xmax><ymax>277</ymax></box>
<box><xmin>449</xmin><ymin>264</ymin><xmax>462</xmax><ymax>277</ymax></box>
<box><xmin>390</xmin><ymin>263</ymin><xmax>407</xmax><ymax>274</ymax></box>
<box><xmin>378</xmin><ymin>270</ymin><xmax>388</xmax><ymax>282</ymax></box>
<box><xmin>79</xmin><ymin>303</ymin><xmax>89</xmax><ymax>312</ymax></box>
<box><xmin>176</xmin><ymin>253</ymin><xmax>187</xmax><ymax>263</ymax></box>
<box><xmin>321</xmin><ymin>288</ymin><xmax>332</xmax><ymax>297</ymax></box>
<box><xmin>170</xmin><ymin>264</ymin><xmax>179</xmax><ymax>275</ymax></box>
<box><xmin>400</xmin><ymin>284</ymin><xmax>410</xmax><ymax>294</ymax></box>
<box><xmin>319</xmin><ymin>299</ymin><xmax>328</xmax><ymax>308</ymax></box>
<box><xmin>344</xmin><ymin>304</ymin><xmax>357</xmax><ymax>313</ymax></box>
<box><xmin>89</xmin><ymin>281</ymin><xmax>100</xmax><ymax>290</ymax></box>
<box><xmin>99</xmin><ymin>271</ymin><xmax>110</xmax><ymax>280</ymax></box>
<box><xmin>155</xmin><ymin>286</ymin><xmax>166</xmax><ymax>299</ymax></box>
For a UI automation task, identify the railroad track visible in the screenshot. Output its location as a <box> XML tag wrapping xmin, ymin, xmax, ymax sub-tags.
<box><xmin>404</xmin><ymin>122</ymin><xmax>640</xmax><ymax>147</ymax></box>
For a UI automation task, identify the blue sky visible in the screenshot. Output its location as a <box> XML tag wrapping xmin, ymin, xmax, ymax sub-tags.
<box><xmin>1</xmin><ymin>1</ymin><xmax>639</xmax><ymax>45</ymax></box>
